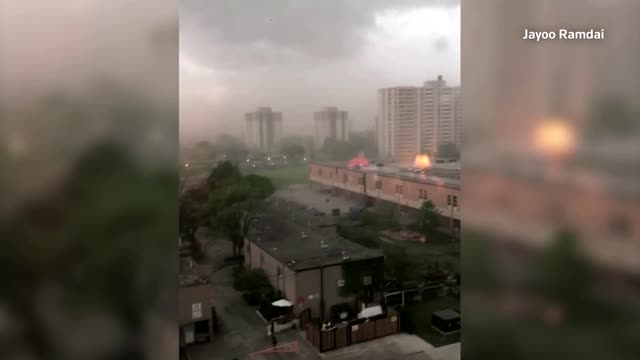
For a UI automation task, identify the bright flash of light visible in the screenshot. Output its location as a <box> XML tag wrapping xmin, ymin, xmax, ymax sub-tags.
<box><xmin>414</xmin><ymin>154</ymin><xmax>432</xmax><ymax>169</ymax></box>
<box><xmin>533</xmin><ymin>118</ymin><xmax>577</xmax><ymax>158</ymax></box>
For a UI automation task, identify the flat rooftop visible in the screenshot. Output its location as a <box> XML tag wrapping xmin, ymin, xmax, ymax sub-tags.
<box><xmin>433</xmin><ymin>309</ymin><xmax>460</xmax><ymax>320</ymax></box>
<box><xmin>247</xmin><ymin>199</ymin><xmax>383</xmax><ymax>271</ymax></box>
<box><xmin>464</xmin><ymin>147</ymin><xmax>640</xmax><ymax>198</ymax></box>
<box><xmin>312</xmin><ymin>160</ymin><xmax>461</xmax><ymax>189</ymax></box>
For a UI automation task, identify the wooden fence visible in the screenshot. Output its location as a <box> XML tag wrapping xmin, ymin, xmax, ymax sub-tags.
<box><xmin>305</xmin><ymin>312</ymin><xmax>399</xmax><ymax>352</ymax></box>
<box><xmin>299</xmin><ymin>308</ymin><xmax>311</xmax><ymax>329</ymax></box>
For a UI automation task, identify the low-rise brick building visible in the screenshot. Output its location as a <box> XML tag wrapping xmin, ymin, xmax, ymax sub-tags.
<box><xmin>308</xmin><ymin>160</ymin><xmax>461</xmax><ymax>230</ymax></box>
<box><xmin>179</xmin><ymin>257</ymin><xmax>216</xmax><ymax>347</ymax></box>
<box><xmin>244</xmin><ymin>199</ymin><xmax>384</xmax><ymax>321</ymax></box>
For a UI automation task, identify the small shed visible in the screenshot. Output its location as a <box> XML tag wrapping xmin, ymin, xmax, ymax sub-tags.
<box><xmin>432</xmin><ymin>309</ymin><xmax>460</xmax><ymax>333</ymax></box>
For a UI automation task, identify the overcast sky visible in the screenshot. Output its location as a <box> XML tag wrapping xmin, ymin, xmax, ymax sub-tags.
<box><xmin>180</xmin><ymin>0</ymin><xmax>460</xmax><ymax>143</ymax></box>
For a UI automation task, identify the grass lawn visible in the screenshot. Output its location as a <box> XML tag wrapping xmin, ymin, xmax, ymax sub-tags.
<box><xmin>404</xmin><ymin>296</ymin><xmax>460</xmax><ymax>347</ymax></box>
<box><xmin>255</xmin><ymin>165</ymin><xmax>309</xmax><ymax>187</ymax></box>
<box><xmin>380</xmin><ymin>230</ymin><xmax>460</xmax><ymax>276</ymax></box>
<box><xmin>338</xmin><ymin>221</ymin><xmax>460</xmax><ymax>282</ymax></box>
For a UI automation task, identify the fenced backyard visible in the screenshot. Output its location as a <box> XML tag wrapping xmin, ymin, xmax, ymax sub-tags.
<box><xmin>304</xmin><ymin>311</ymin><xmax>400</xmax><ymax>352</ymax></box>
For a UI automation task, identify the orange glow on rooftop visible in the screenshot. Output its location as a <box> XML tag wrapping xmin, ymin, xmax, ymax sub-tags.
<box><xmin>414</xmin><ymin>154</ymin><xmax>432</xmax><ymax>169</ymax></box>
<box><xmin>533</xmin><ymin>118</ymin><xmax>576</xmax><ymax>158</ymax></box>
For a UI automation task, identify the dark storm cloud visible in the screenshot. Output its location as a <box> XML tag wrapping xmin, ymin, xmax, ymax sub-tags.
<box><xmin>180</xmin><ymin>0</ymin><xmax>459</xmax><ymax>69</ymax></box>
<box><xmin>180</xmin><ymin>0</ymin><xmax>461</xmax><ymax>142</ymax></box>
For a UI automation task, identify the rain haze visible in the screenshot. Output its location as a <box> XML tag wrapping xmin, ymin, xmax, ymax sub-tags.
<box><xmin>180</xmin><ymin>0</ymin><xmax>460</xmax><ymax>143</ymax></box>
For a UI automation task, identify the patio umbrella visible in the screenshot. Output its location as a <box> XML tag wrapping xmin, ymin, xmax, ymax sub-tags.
<box><xmin>272</xmin><ymin>299</ymin><xmax>293</xmax><ymax>307</ymax></box>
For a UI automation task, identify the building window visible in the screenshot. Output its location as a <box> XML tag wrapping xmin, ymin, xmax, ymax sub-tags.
<box><xmin>395</xmin><ymin>184</ymin><xmax>404</xmax><ymax>195</ymax></box>
<box><xmin>375</xmin><ymin>180</ymin><xmax>382</xmax><ymax>190</ymax></box>
<box><xmin>246</xmin><ymin>243</ymin><xmax>250</xmax><ymax>254</ymax></box>
<box><xmin>363</xmin><ymin>275</ymin><xmax>372</xmax><ymax>286</ymax></box>
<box><xmin>445</xmin><ymin>195</ymin><xmax>459</xmax><ymax>207</ymax></box>
<box><xmin>260</xmin><ymin>253</ymin><xmax>264</xmax><ymax>267</ymax></box>
<box><xmin>335</xmin><ymin>168</ymin><xmax>339</xmax><ymax>174</ymax></box>
<box><xmin>318</xmin><ymin>168</ymin><xmax>323</xmax><ymax>176</ymax></box>
<box><xmin>343</xmin><ymin>174</ymin><xmax>349</xmax><ymax>183</ymax></box>
<box><xmin>418</xmin><ymin>189</ymin><xmax>428</xmax><ymax>200</ymax></box>
<box><xmin>358</xmin><ymin>177</ymin><xmax>364</xmax><ymax>186</ymax></box>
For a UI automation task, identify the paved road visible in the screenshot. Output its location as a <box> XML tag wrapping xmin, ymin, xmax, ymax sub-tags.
<box><xmin>187</xmin><ymin>229</ymin><xmax>320</xmax><ymax>360</ymax></box>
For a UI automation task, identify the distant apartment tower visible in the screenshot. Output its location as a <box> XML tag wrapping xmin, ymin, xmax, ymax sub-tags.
<box><xmin>422</xmin><ymin>77</ymin><xmax>462</xmax><ymax>154</ymax></box>
<box><xmin>377</xmin><ymin>87</ymin><xmax>421</xmax><ymax>161</ymax></box>
<box><xmin>314</xmin><ymin>107</ymin><xmax>349</xmax><ymax>149</ymax></box>
<box><xmin>245</xmin><ymin>107</ymin><xmax>283</xmax><ymax>152</ymax></box>
<box><xmin>377</xmin><ymin>76</ymin><xmax>462</xmax><ymax>161</ymax></box>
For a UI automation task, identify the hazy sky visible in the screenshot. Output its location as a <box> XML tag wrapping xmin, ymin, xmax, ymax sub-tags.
<box><xmin>180</xmin><ymin>0</ymin><xmax>460</xmax><ymax>143</ymax></box>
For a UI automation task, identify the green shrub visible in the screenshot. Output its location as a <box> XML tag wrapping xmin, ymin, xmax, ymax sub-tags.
<box><xmin>232</xmin><ymin>267</ymin><xmax>271</xmax><ymax>292</ymax></box>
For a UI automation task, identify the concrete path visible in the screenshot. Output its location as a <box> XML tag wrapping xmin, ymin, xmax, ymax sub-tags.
<box><xmin>187</xmin><ymin>229</ymin><xmax>320</xmax><ymax>360</ymax></box>
<box><xmin>320</xmin><ymin>333</ymin><xmax>459</xmax><ymax>360</ymax></box>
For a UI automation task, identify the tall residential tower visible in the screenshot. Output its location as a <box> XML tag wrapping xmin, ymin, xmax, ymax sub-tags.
<box><xmin>314</xmin><ymin>107</ymin><xmax>349</xmax><ymax>149</ymax></box>
<box><xmin>245</xmin><ymin>107</ymin><xmax>283</xmax><ymax>152</ymax></box>
<box><xmin>377</xmin><ymin>76</ymin><xmax>461</xmax><ymax>162</ymax></box>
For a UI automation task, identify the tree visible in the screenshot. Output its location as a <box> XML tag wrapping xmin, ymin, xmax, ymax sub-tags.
<box><xmin>348</xmin><ymin>131</ymin><xmax>377</xmax><ymax>159</ymax></box>
<box><xmin>533</xmin><ymin>229</ymin><xmax>594</xmax><ymax>306</ymax></box>
<box><xmin>320</xmin><ymin>138</ymin><xmax>352</xmax><ymax>160</ymax></box>
<box><xmin>1</xmin><ymin>141</ymin><xmax>176</xmax><ymax>359</ymax></box>
<box><xmin>191</xmin><ymin>140</ymin><xmax>219</xmax><ymax>161</ymax></box>
<box><xmin>215</xmin><ymin>134</ymin><xmax>249</xmax><ymax>162</ymax></box>
<box><xmin>319</xmin><ymin>132</ymin><xmax>378</xmax><ymax>161</ymax></box>
<box><xmin>588</xmin><ymin>97</ymin><xmax>639</xmax><ymax>137</ymax></box>
<box><xmin>244</xmin><ymin>174</ymin><xmax>276</xmax><ymax>198</ymax></box>
<box><xmin>281</xmin><ymin>143</ymin><xmax>305</xmax><ymax>161</ymax></box>
<box><xmin>216</xmin><ymin>202</ymin><xmax>251</xmax><ymax>256</ymax></box>
<box><xmin>361</xmin><ymin>204</ymin><xmax>398</xmax><ymax>229</ymax></box>
<box><xmin>384</xmin><ymin>246</ymin><xmax>413</xmax><ymax>286</ymax></box>
<box><xmin>207</xmin><ymin>160</ymin><xmax>242</xmax><ymax>188</ymax></box>
<box><xmin>379</xmin><ymin>204</ymin><xmax>399</xmax><ymax>229</ymax></box>
<box><xmin>417</xmin><ymin>200</ymin><xmax>441</xmax><ymax>239</ymax></box>
<box><xmin>437</xmin><ymin>143</ymin><xmax>460</xmax><ymax>159</ymax></box>
<box><xmin>206</xmin><ymin>162</ymin><xmax>274</xmax><ymax>256</ymax></box>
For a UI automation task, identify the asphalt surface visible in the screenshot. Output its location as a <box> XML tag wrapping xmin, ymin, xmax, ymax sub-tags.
<box><xmin>186</xmin><ymin>229</ymin><xmax>321</xmax><ymax>360</ymax></box>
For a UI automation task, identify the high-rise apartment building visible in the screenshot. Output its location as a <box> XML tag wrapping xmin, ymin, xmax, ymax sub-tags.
<box><xmin>245</xmin><ymin>107</ymin><xmax>283</xmax><ymax>152</ymax></box>
<box><xmin>377</xmin><ymin>87</ymin><xmax>421</xmax><ymax>161</ymax></box>
<box><xmin>314</xmin><ymin>107</ymin><xmax>349</xmax><ymax>149</ymax></box>
<box><xmin>377</xmin><ymin>76</ymin><xmax>462</xmax><ymax>162</ymax></box>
